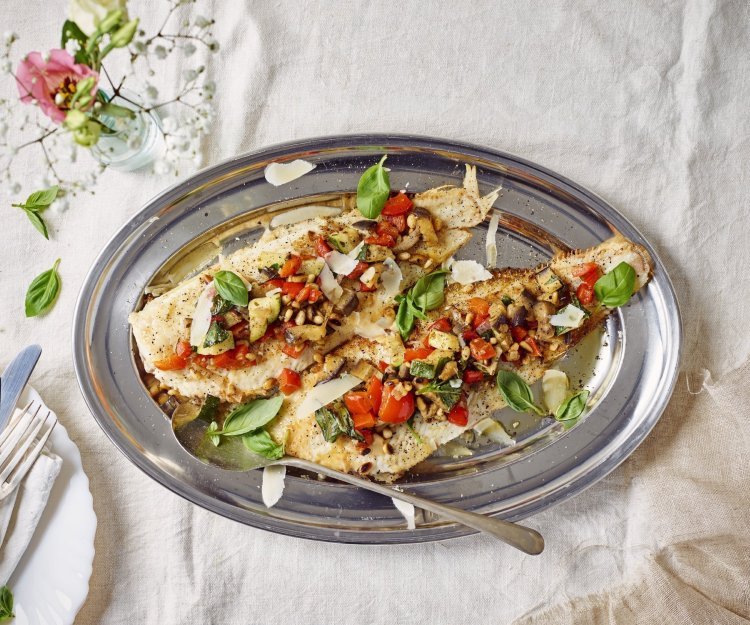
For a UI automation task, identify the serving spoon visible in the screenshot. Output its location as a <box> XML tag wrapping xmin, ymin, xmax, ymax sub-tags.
<box><xmin>171</xmin><ymin>412</ymin><xmax>544</xmax><ymax>554</ymax></box>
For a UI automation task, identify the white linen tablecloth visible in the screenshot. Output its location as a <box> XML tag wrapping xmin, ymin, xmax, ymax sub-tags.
<box><xmin>1</xmin><ymin>1</ymin><xmax>749</xmax><ymax>623</ymax></box>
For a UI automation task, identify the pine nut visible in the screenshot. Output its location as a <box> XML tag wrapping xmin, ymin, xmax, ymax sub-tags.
<box><xmin>283</xmin><ymin>308</ymin><xmax>294</xmax><ymax>322</ymax></box>
<box><xmin>464</xmin><ymin>312</ymin><xmax>474</xmax><ymax>325</ymax></box>
<box><xmin>295</xmin><ymin>310</ymin><xmax>306</xmax><ymax>325</ymax></box>
<box><xmin>281</xmin><ymin>295</ymin><xmax>291</xmax><ymax>305</ymax></box>
<box><xmin>397</xmin><ymin>252</ymin><xmax>411</xmax><ymax>260</ymax></box>
<box><xmin>313</xmin><ymin>352</ymin><xmax>324</xmax><ymax>364</ymax></box>
<box><xmin>423</xmin><ymin>259</ymin><xmax>433</xmax><ymax>270</ymax></box>
<box><xmin>489</xmin><ymin>337</ymin><xmax>498</xmax><ymax>344</ymax></box>
<box><xmin>382</xmin><ymin>427</ymin><xmax>393</xmax><ymax>439</ymax></box>
<box><xmin>407</xmin><ymin>214</ymin><xmax>417</xmax><ymax>229</ymax></box>
<box><xmin>313</xmin><ymin>314</ymin><xmax>324</xmax><ymax>325</ymax></box>
<box><xmin>263</xmin><ymin>378</ymin><xmax>276</xmax><ymax>390</ymax></box>
<box><xmin>416</xmin><ymin>397</ymin><xmax>428</xmax><ymax>414</ymax></box>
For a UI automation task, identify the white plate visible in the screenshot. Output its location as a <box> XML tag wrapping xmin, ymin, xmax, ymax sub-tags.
<box><xmin>8</xmin><ymin>387</ymin><xmax>96</xmax><ymax>625</ymax></box>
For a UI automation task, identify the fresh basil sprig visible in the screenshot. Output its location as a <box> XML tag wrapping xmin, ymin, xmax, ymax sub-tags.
<box><xmin>416</xmin><ymin>379</ymin><xmax>463</xmax><ymax>410</ymax></box>
<box><xmin>496</xmin><ymin>370</ymin><xmax>545</xmax><ymax>415</ymax></box>
<box><xmin>315</xmin><ymin>402</ymin><xmax>364</xmax><ymax>443</ymax></box>
<box><xmin>25</xmin><ymin>259</ymin><xmax>61</xmax><ymax>317</ymax></box>
<box><xmin>212</xmin><ymin>396</ymin><xmax>284</xmax><ymax>437</ymax></box>
<box><xmin>243</xmin><ymin>429</ymin><xmax>284</xmax><ymax>459</ymax></box>
<box><xmin>356</xmin><ymin>155</ymin><xmax>390</xmax><ymax>219</ymax></box>
<box><xmin>594</xmin><ymin>262</ymin><xmax>636</xmax><ymax>307</ymax></box>
<box><xmin>213</xmin><ymin>270</ymin><xmax>249</xmax><ymax>307</ymax></box>
<box><xmin>12</xmin><ymin>185</ymin><xmax>59</xmax><ymax>240</ymax></box>
<box><xmin>0</xmin><ymin>586</ymin><xmax>13</xmax><ymax>621</ymax></box>
<box><xmin>554</xmin><ymin>389</ymin><xmax>590</xmax><ymax>428</ymax></box>
<box><xmin>394</xmin><ymin>270</ymin><xmax>449</xmax><ymax>339</ymax></box>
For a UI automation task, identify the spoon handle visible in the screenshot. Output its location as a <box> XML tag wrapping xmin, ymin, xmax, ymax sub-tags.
<box><xmin>282</xmin><ymin>457</ymin><xmax>544</xmax><ymax>554</ymax></box>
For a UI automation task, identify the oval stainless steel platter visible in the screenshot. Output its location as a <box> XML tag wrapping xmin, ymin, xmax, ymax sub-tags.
<box><xmin>72</xmin><ymin>134</ymin><xmax>682</xmax><ymax>543</ymax></box>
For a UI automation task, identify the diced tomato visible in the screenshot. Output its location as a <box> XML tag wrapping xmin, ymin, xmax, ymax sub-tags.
<box><xmin>473</xmin><ymin>315</ymin><xmax>489</xmax><ymax>329</ymax></box>
<box><xmin>364</xmin><ymin>233</ymin><xmax>396</xmax><ymax>248</ymax></box>
<box><xmin>377</xmin><ymin>360</ymin><xmax>390</xmax><ymax>372</ymax></box>
<box><xmin>526</xmin><ymin>337</ymin><xmax>543</xmax><ymax>358</ymax></box>
<box><xmin>307</xmin><ymin>287</ymin><xmax>322</xmax><ymax>303</ymax></box>
<box><xmin>461</xmin><ymin>328</ymin><xmax>479</xmax><ymax>343</ymax></box>
<box><xmin>347</xmin><ymin>261</ymin><xmax>369</xmax><ymax>280</ymax></box>
<box><xmin>573</xmin><ymin>262</ymin><xmax>602</xmax><ymax>287</ymax></box>
<box><xmin>295</xmin><ymin>284</ymin><xmax>312</xmax><ymax>303</ymax></box>
<box><xmin>154</xmin><ymin>352</ymin><xmax>189</xmax><ymax>371</ymax></box>
<box><xmin>281</xmin><ymin>281</ymin><xmax>305</xmax><ymax>298</ymax></box>
<box><xmin>469</xmin><ymin>337</ymin><xmax>497</xmax><ymax>361</ymax></box>
<box><xmin>422</xmin><ymin>318</ymin><xmax>452</xmax><ymax>347</ymax></box>
<box><xmin>211</xmin><ymin>314</ymin><xmax>225</xmax><ymax>324</ymax></box>
<box><xmin>212</xmin><ymin>344</ymin><xmax>254</xmax><ymax>370</ymax></box>
<box><xmin>230</xmin><ymin>320</ymin><xmax>248</xmax><ymax>338</ymax></box>
<box><xmin>344</xmin><ymin>391</ymin><xmax>373</xmax><ymax>415</ymax></box>
<box><xmin>358</xmin><ymin>281</ymin><xmax>377</xmax><ymax>292</ymax></box>
<box><xmin>366</xmin><ymin>376</ymin><xmax>383</xmax><ymax>413</ymax></box>
<box><xmin>315</xmin><ymin>236</ymin><xmax>332</xmax><ymax>257</ymax></box>
<box><xmin>352</xmin><ymin>412</ymin><xmax>377</xmax><ymax>430</ymax></box>
<box><xmin>175</xmin><ymin>340</ymin><xmax>193</xmax><ymax>359</ymax></box>
<box><xmin>527</xmin><ymin>319</ymin><xmax>538</xmax><ymax>330</ymax></box>
<box><xmin>378</xmin><ymin>382</ymin><xmax>415</xmax><ymax>424</ymax></box>
<box><xmin>468</xmin><ymin>297</ymin><xmax>490</xmax><ymax>319</ymax></box>
<box><xmin>278</xmin><ymin>368</ymin><xmax>302</xmax><ymax>394</ymax></box>
<box><xmin>279</xmin><ymin>255</ymin><xmax>302</xmax><ymax>278</ymax></box>
<box><xmin>376</xmin><ymin>220</ymin><xmax>400</xmax><ymax>240</ymax></box>
<box><xmin>264</xmin><ymin>278</ymin><xmax>285</xmax><ymax>290</ymax></box>
<box><xmin>281</xmin><ymin>342</ymin><xmax>307</xmax><ymax>359</ymax></box>
<box><xmin>447</xmin><ymin>403</ymin><xmax>468</xmax><ymax>426</ymax></box>
<box><xmin>382</xmin><ymin>192</ymin><xmax>413</xmax><ymax>216</ymax></box>
<box><xmin>384</xmin><ymin>213</ymin><xmax>407</xmax><ymax>233</ymax></box>
<box><xmin>463</xmin><ymin>369</ymin><xmax>484</xmax><ymax>384</ymax></box>
<box><xmin>576</xmin><ymin>282</ymin><xmax>595</xmax><ymax>306</ymax></box>
<box><xmin>357</xmin><ymin>429</ymin><xmax>374</xmax><ymax>447</ymax></box>
<box><xmin>511</xmin><ymin>326</ymin><xmax>528</xmax><ymax>342</ymax></box>
<box><xmin>404</xmin><ymin>347</ymin><xmax>434</xmax><ymax>362</ymax></box>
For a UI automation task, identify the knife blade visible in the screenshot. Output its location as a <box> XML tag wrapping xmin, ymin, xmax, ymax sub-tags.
<box><xmin>0</xmin><ymin>345</ymin><xmax>42</xmax><ymax>432</ymax></box>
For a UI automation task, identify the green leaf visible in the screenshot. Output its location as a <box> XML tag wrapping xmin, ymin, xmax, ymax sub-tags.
<box><xmin>593</xmin><ymin>262</ymin><xmax>636</xmax><ymax>308</ymax></box>
<box><xmin>210</xmin><ymin>294</ymin><xmax>232</xmax><ymax>316</ymax></box>
<box><xmin>406</xmin><ymin>417</ymin><xmax>424</xmax><ymax>445</ymax></box>
<box><xmin>24</xmin><ymin>185</ymin><xmax>59</xmax><ymax>210</ymax></box>
<box><xmin>23</xmin><ymin>209</ymin><xmax>49</xmax><ymax>239</ymax></box>
<box><xmin>314</xmin><ymin>402</ymin><xmax>364</xmax><ymax>443</ymax></box>
<box><xmin>99</xmin><ymin>102</ymin><xmax>136</xmax><ymax>119</ymax></box>
<box><xmin>216</xmin><ymin>396</ymin><xmax>284</xmax><ymax>437</ymax></box>
<box><xmin>395</xmin><ymin>295</ymin><xmax>415</xmax><ymax>340</ymax></box>
<box><xmin>242</xmin><ymin>429</ymin><xmax>284</xmax><ymax>459</ymax></box>
<box><xmin>25</xmin><ymin>259</ymin><xmax>61</xmax><ymax>318</ymax></box>
<box><xmin>0</xmin><ymin>586</ymin><xmax>14</xmax><ymax>621</ymax></box>
<box><xmin>202</xmin><ymin>321</ymin><xmax>229</xmax><ymax>348</ymax></box>
<box><xmin>501</xmin><ymin>295</ymin><xmax>513</xmax><ymax>306</ymax></box>
<box><xmin>213</xmin><ymin>270</ymin><xmax>249</xmax><ymax>307</ymax></box>
<box><xmin>409</xmin><ymin>360</ymin><xmax>436</xmax><ymax>379</ymax></box>
<box><xmin>61</xmin><ymin>20</ymin><xmax>91</xmax><ymax>64</ymax></box>
<box><xmin>554</xmin><ymin>390</ymin><xmax>590</xmax><ymax>428</ymax></box>
<box><xmin>207</xmin><ymin>421</ymin><xmax>221</xmax><ymax>447</ymax></box>
<box><xmin>410</xmin><ymin>270</ymin><xmax>448</xmax><ymax>312</ymax></box>
<box><xmin>356</xmin><ymin>243</ymin><xmax>368</xmax><ymax>261</ymax></box>
<box><xmin>417</xmin><ymin>379</ymin><xmax>463</xmax><ymax>410</ymax></box>
<box><xmin>495</xmin><ymin>369</ymin><xmax>545</xmax><ymax>415</ymax></box>
<box><xmin>356</xmin><ymin>155</ymin><xmax>390</xmax><ymax>219</ymax></box>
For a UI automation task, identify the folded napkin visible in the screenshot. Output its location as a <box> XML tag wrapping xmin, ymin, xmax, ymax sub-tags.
<box><xmin>0</xmin><ymin>410</ymin><xmax>62</xmax><ymax>585</ymax></box>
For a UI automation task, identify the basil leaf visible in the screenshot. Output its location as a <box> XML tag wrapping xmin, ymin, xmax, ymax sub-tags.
<box><xmin>210</xmin><ymin>294</ymin><xmax>232</xmax><ymax>316</ymax></box>
<box><xmin>202</xmin><ymin>321</ymin><xmax>229</xmax><ymax>347</ymax></box>
<box><xmin>495</xmin><ymin>369</ymin><xmax>545</xmax><ymax>415</ymax></box>
<box><xmin>395</xmin><ymin>295</ymin><xmax>415</xmax><ymax>340</ymax></box>
<box><xmin>242</xmin><ymin>429</ymin><xmax>284</xmax><ymax>459</ymax></box>
<box><xmin>554</xmin><ymin>390</ymin><xmax>590</xmax><ymax>428</ymax></box>
<box><xmin>410</xmin><ymin>270</ymin><xmax>448</xmax><ymax>312</ymax></box>
<box><xmin>356</xmin><ymin>243</ymin><xmax>369</xmax><ymax>261</ymax></box>
<box><xmin>25</xmin><ymin>259</ymin><xmax>61</xmax><ymax>317</ymax></box>
<box><xmin>213</xmin><ymin>270</ymin><xmax>249</xmax><ymax>307</ymax></box>
<box><xmin>207</xmin><ymin>421</ymin><xmax>221</xmax><ymax>447</ymax></box>
<box><xmin>356</xmin><ymin>155</ymin><xmax>390</xmax><ymax>219</ymax></box>
<box><xmin>417</xmin><ymin>379</ymin><xmax>462</xmax><ymax>410</ymax></box>
<box><xmin>314</xmin><ymin>402</ymin><xmax>363</xmax><ymax>443</ymax></box>
<box><xmin>23</xmin><ymin>185</ymin><xmax>59</xmax><ymax>210</ymax></box>
<box><xmin>409</xmin><ymin>360</ymin><xmax>436</xmax><ymax>379</ymax></box>
<box><xmin>593</xmin><ymin>262</ymin><xmax>636</xmax><ymax>307</ymax></box>
<box><xmin>217</xmin><ymin>395</ymin><xmax>284</xmax><ymax>437</ymax></box>
<box><xmin>0</xmin><ymin>586</ymin><xmax>13</xmax><ymax>621</ymax></box>
<box><xmin>23</xmin><ymin>208</ymin><xmax>49</xmax><ymax>239</ymax></box>
<box><xmin>501</xmin><ymin>295</ymin><xmax>513</xmax><ymax>306</ymax></box>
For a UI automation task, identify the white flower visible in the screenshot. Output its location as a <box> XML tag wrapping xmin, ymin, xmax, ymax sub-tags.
<box><xmin>64</xmin><ymin>39</ymin><xmax>79</xmax><ymax>55</ymax></box>
<box><xmin>68</xmin><ymin>0</ymin><xmax>128</xmax><ymax>36</ymax></box>
<box><xmin>154</xmin><ymin>45</ymin><xmax>167</xmax><ymax>60</ymax></box>
<box><xmin>2</xmin><ymin>32</ymin><xmax>17</xmax><ymax>45</ymax></box>
<box><xmin>183</xmin><ymin>43</ymin><xmax>196</xmax><ymax>57</ymax></box>
<box><xmin>183</xmin><ymin>69</ymin><xmax>198</xmax><ymax>82</ymax></box>
<box><xmin>153</xmin><ymin>159</ymin><xmax>171</xmax><ymax>175</ymax></box>
<box><xmin>132</xmin><ymin>40</ymin><xmax>146</xmax><ymax>54</ymax></box>
<box><xmin>145</xmin><ymin>84</ymin><xmax>158</xmax><ymax>101</ymax></box>
<box><xmin>203</xmin><ymin>81</ymin><xmax>216</xmax><ymax>96</ymax></box>
<box><xmin>194</xmin><ymin>15</ymin><xmax>211</xmax><ymax>28</ymax></box>
<box><xmin>207</xmin><ymin>38</ymin><xmax>220</xmax><ymax>52</ymax></box>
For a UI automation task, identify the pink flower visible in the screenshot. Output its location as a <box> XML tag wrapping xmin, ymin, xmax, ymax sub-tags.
<box><xmin>16</xmin><ymin>49</ymin><xmax>99</xmax><ymax>123</ymax></box>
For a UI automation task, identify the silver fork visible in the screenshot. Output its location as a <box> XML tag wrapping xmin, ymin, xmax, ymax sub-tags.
<box><xmin>0</xmin><ymin>401</ymin><xmax>57</xmax><ymax>501</ymax></box>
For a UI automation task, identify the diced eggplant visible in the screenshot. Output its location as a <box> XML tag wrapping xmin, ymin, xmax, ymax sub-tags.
<box><xmin>223</xmin><ymin>310</ymin><xmax>243</xmax><ymax>327</ymax></box>
<box><xmin>352</xmin><ymin>220</ymin><xmax>379</xmax><ymax>232</ymax></box>
<box><xmin>300</xmin><ymin>257</ymin><xmax>325</xmax><ymax>276</ymax></box>
<box><xmin>334</xmin><ymin>287</ymin><xmax>358</xmax><ymax>315</ymax></box>
<box><xmin>285</xmin><ymin>324</ymin><xmax>327</xmax><ymax>343</ymax></box>
<box><xmin>393</xmin><ymin>229</ymin><xmax>421</xmax><ymax>252</ymax></box>
<box><xmin>350</xmin><ymin>359</ymin><xmax>379</xmax><ymax>381</ymax></box>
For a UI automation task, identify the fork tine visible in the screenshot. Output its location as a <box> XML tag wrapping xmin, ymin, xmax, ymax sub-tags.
<box><xmin>0</xmin><ymin>410</ymin><xmax>50</xmax><ymax>484</ymax></box>
<box><xmin>2</xmin><ymin>414</ymin><xmax>57</xmax><ymax>496</ymax></box>
<box><xmin>0</xmin><ymin>400</ymin><xmax>33</xmax><ymax>446</ymax></box>
<box><xmin>0</xmin><ymin>403</ymin><xmax>40</xmax><ymax>467</ymax></box>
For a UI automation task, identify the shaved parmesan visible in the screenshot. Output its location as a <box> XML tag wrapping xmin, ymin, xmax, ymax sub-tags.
<box><xmin>474</xmin><ymin>418</ymin><xmax>515</xmax><ymax>446</ymax></box>
<box><xmin>351</xmin><ymin>312</ymin><xmax>391</xmax><ymax>338</ymax></box>
<box><xmin>542</xmin><ymin>370</ymin><xmax>569</xmax><ymax>413</ymax></box>
<box><xmin>269</xmin><ymin>205</ymin><xmax>341</xmax><ymax>228</ymax></box>
<box><xmin>381</xmin><ymin>258</ymin><xmax>403</xmax><ymax>296</ymax></box>
<box><xmin>264</xmin><ymin>159</ymin><xmax>316</xmax><ymax>186</ymax></box>
<box><xmin>391</xmin><ymin>497</ymin><xmax>416</xmax><ymax>529</ymax></box>
<box><xmin>284</xmin><ymin>348</ymin><xmax>316</xmax><ymax>373</ymax></box>
<box><xmin>359</xmin><ymin>266</ymin><xmax>377</xmax><ymax>283</ymax></box>
<box><xmin>189</xmin><ymin>283</ymin><xmax>216</xmax><ymax>347</ymax></box>
<box><xmin>549</xmin><ymin>304</ymin><xmax>586</xmax><ymax>331</ymax></box>
<box><xmin>326</xmin><ymin>250</ymin><xmax>359</xmax><ymax>276</ymax></box>
<box><xmin>318</xmin><ymin>262</ymin><xmax>343</xmax><ymax>303</ymax></box>
<box><xmin>347</xmin><ymin>241</ymin><xmax>365</xmax><ymax>260</ymax></box>
<box><xmin>450</xmin><ymin>260</ymin><xmax>493</xmax><ymax>285</ymax></box>
<box><xmin>486</xmin><ymin>209</ymin><xmax>500</xmax><ymax>267</ymax></box>
<box><xmin>261</xmin><ymin>465</ymin><xmax>286</xmax><ymax>508</ymax></box>
<box><xmin>294</xmin><ymin>374</ymin><xmax>362</xmax><ymax>420</ymax></box>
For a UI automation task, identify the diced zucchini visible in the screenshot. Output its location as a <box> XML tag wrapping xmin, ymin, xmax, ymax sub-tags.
<box><xmin>410</xmin><ymin>360</ymin><xmax>437</xmax><ymax>379</ymax></box>
<box><xmin>300</xmin><ymin>257</ymin><xmax>325</xmax><ymax>277</ymax></box>
<box><xmin>197</xmin><ymin>333</ymin><xmax>234</xmax><ymax>355</ymax></box>
<box><xmin>223</xmin><ymin>310</ymin><xmax>242</xmax><ymax>327</ymax></box>
<box><xmin>363</xmin><ymin>244</ymin><xmax>392</xmax><ymax>262</ymax></box>
<box><xmin>428</xmin><ymin>330</ymin><xmax>460</xmax><ymax>352</ymax></box>
<box><xmin>326</xmin><ymin>228</ymin><xmax>361</xmax><ymax>253</ymax></box>
<box><xmin>535</xmin><ymin>267</ymin><xmax>562</xmax><ymax>293</ymax></box>
<box><xmin>285</xmin><ymin>324</ymin><xmax>327</xmax><ymax>342</ymax></box>
<box><xmin>246</xmin><ymin>295</ymin><xmax>281</xmax><ymax>342</ymax></box>
<box><xmin>256</xmin><ymin>251</ymin><xmax>287</xmax><ymax>269</ymax></box>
